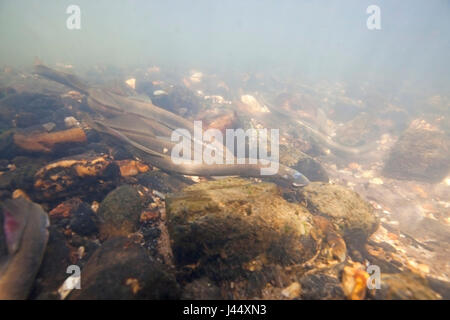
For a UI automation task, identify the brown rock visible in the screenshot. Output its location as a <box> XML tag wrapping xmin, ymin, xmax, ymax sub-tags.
<box><xmin>383</xmin><ymin>120</ymin><xmax>450</xmax><ymax>183</ymax></box>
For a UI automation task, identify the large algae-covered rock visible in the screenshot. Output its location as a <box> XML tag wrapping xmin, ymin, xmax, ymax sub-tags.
<box><xmin>166</xmin><ymin>178</ymin><xmax>319</xmax><ymax>280</ymax></box>
<box><xmin>297</xmin><ymin>182</ymin><xmax>378</xmax><ymax>243</ymax></box>
<box><xmin>383</xmin><ymin>121</ymin><xmax>450</xmax><ymax>183</ymax></box>
<box><xmin>97</xmin><ymin>185</ymin><xmax>144</xmax><ymax>239</ymax></box>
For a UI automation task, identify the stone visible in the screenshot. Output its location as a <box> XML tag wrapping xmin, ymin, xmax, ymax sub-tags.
<box><xmin>281</xmin><ymin>282</ymin><xmax>301</xmax><ymax>299</ymax></box>
<box><xmin>279</xmin><ymin>144</ymin><xmax>329</xmax><ymax>182</ymax></box>
<box><xmin>299</xmin><ymin>273</ymin><xmax>345</xmax><ymax>300</ymax></box>
<box><xmin>69</xmin><ymin>201</ymin><xmax>99</xmax><ymax>236</ymax></box>
<box><xmin>383</xmin><ymin>120</ymin><xmax>450</xmax><ymax>183</ymax></box>
<box><xmin>0</xmin><ymin>156</ymin><xmax>46</xmax><ymax>193</ymax></box>
<box><xmin>29</xmin><ymin>226</ymin><xmax>72</xmax><ymax>300</ymax></box>
<box><xmin>297</xmin><ymin>182</ymin><xmax>379</xmax><ymax>244</ymax></box>
<box><xmin>97</xmin><ymin>185</ymin><xmax>143</xmax><ymax>238</ymax></box>
<box><xmin>69</xmin><ymin>237</ymin><xmax>180</xmax><ymax>299</ymax></box>
<box><xmin>166</xmin><ymin>178</ymin><xmax>319</xmax><ymax>282</ymax></box>
<box><xmin>181</xmin><ymin>277</ymin><xmax>222</xmax><ymax>300</ymax></box>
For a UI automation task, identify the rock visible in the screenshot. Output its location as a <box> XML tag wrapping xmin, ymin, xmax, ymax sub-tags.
<box><xmin>297</xmin><ymin>182</ymin><xmax>378</xmax><ymax>244</ymax></box>
<box><xmin>199</xmin><ymin>108</ymin><xmax>242</xmax><ymax>135</ymax></box>
<box><xmin>0</xmin><ymin>86</ymin><xmax>16</xmax><ymax>100</ymax></box>
<box><xmin>69</xmin><ymin>237</ymin><xmax>180</xmax><ymax>299</ymax></box>
<box><xmin>0</xmin><ymin>93</ymin><xmax>70</xmax><ymax>129</ymax></box>
<box><xmin>64</xmin><ymin>116</ymin><xmax>79</xmax><ymax>128</ymax></box>
<box><xmin>0</xmin><ymin>159</ymin><xmax>8</xmax><ymax>171</ymax></box>
<box><xmin>166</xmin><ymin>178</ymin><xmax>319</xmax><ymax>283</ymax></box>
<box><xmin>49</xmin><ymin>198</ymin><xmax>82</xmax><ymax>220</ymax></box>
<box><xmin>239</xmin><ymin>95</ymin><xmax>270</xmax><ymax>113</ymax></box>
<box><xmin>334</xmin><ymin>112</ymin><xmax>380</xmax><ymax>147</ymax></box>
<box><xmin>0</xmin><ymin>156</ymin><xmax>46</xmax><ymax>193</ymax></box>
<box><xmin>151</xmin><ymin>85</ymin><xmax>203</xmax><ymax>117</ymax></box>
<box><xmin>299</xmin><ymin>273</ymin><xmax>345</xmax><ymax>300</ymax></box>
<box><xmin>97</xmin><ymin>185</ymin><xmax>144</xmax><ymax>238</ymax></box>
<box><xmin>181</xmin><ymin>277</ymin><xmax>223</xmax><ymax>300</ymax></box>
<box><xmin>42</xmin><ymin>122</ymin><xmax>56</xmax><ymax>132</ymax></box>
<box><xmin>69</xmin><ymin>201</ymin><xmax>98</xmax><ymax>236</ymax></box>
<box><xmin>279</xmin><ymin>144</ymin><xmax>329</xmax><ymax>182</ymax></box>
<box><xmin>30</xmin><ymin>226</ymin><xmax>73</xmax><ymax>300</ymax></box>
<box><xmin>125</xmin><ymin>78</ymin><xmax>136</xmax><ymax>90</ymax></box>
<box><xmin>426</xmin><ymin>277</ymin><xmax>450</xmax><ymax>300</ymax></box>
<box><xmin>293</xmin><ymin>157</ymin><xmax>329</xmax><ymax>183</ymax></box>
<box><xmin>371</xmin><ymin>272</ymin><xmax>441</xmax><ymax>300</ymax></box>
<box><xmin>153</xmin><ymin>89</ymin><xmax>167</xmax><ymax>96</ymax></box>
<box><xmin>111</xmin><ymin>146</ymin><xmax>133</xmax><ymax>160</ymax></box>
<box><xmin>383</xmin><ymin>121</ymin><xmax>450</xmax><ymax>183</ymax></box>
<box><xmin>281</xmin><ymin>282</ymin><xmax>301</xmax><ymax>299</ymax></box>
<box><xmin>0</xmin><ymin>130</ymin><xmax>16</xmax><ymax>160</ymax></box>
<box><xmin>312</xmin><ymin>216</ymin><xmax>347</xmax><ymax>262</ymax></box>
<box><xmin>12</xmin><ymin>189</ymin><xmax>31</xmax><ymax>201</ymax></box>
<box><xmin>115</xmin><ymin>159</ymin><xmax>149</xmax><ymax>177</ymax></box>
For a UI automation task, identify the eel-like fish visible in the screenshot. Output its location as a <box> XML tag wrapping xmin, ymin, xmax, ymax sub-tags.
<box><xmin>0</xmin><ymin>198</ymin><xmax>50</xmax><ymax>300</ymax></box>
<box><xmin>252</xmin><ymin>94</ymin><xmax>376</xmax><ymax>156</ymax></box>
<box><xmin>34</xmin><ymin>64</ymin><xmax>310</xmax><ymax>186</ymax></box>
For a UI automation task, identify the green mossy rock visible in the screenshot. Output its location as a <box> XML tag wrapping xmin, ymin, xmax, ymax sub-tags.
<box><xmin>383</xmin><ymin>127</ymin><xmax>450</xmax><ymax>183</ymax></box>
<box><xmin>166</xmin><ymin>177</ymin><xmax>319</xmax><ymax>281</ymax></box>
<box><xmin>297</xmin><ymin>182</ymin><xmax>378</xmax><ymax>243</ymax></box>
<box><xmin>97</xmin><ymin>185</ymin><xmax>143</xmax><ymax>238</ymax></box>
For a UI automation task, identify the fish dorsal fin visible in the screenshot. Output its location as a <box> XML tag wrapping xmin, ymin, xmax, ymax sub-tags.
<box><xmin>1</xmin><ymin>198</ymin><xmax>31</xmax><ymax>255</ymax></box>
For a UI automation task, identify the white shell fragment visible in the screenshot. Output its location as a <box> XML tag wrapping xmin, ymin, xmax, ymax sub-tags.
<box><xmin>125</xmin><ymin>78</ymin><xmax>136</xmax><ymax>89</ymax></box>
<box><xmin>64</xmin><ymin>116</ymin><xmax>80</xmax><ymax>128</ymax></box>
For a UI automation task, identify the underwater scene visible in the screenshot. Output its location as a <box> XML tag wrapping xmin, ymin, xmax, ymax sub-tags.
<box><xmin>0</xmin><ymin>0</ymin><xmax>449</xmax><ymax>302</ymax></box>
